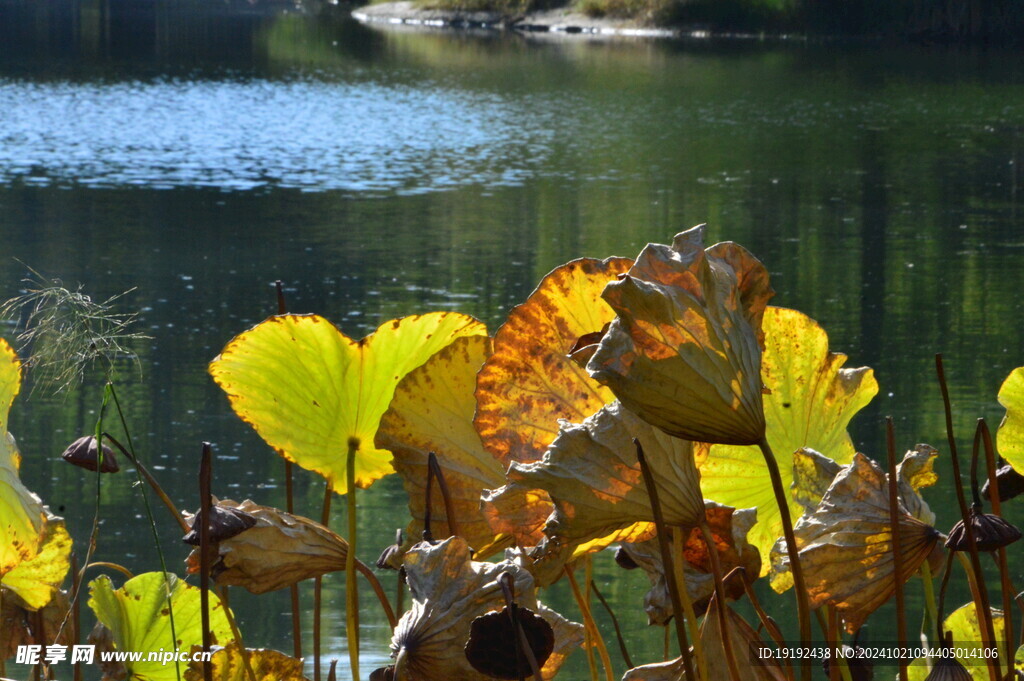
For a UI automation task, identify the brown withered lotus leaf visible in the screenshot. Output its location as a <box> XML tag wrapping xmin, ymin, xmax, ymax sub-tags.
<box><xmin>184</xmin><ymin>499</ymin><xmax>348</xmax><ymax>594</ymax></box>
<box><xmin>587</xmin><ymin>225</ymin><xmax>774</xmax><ymax>446</ymax></box>
<box><xmin>771</xmin><ymin>452</ymin><xmax>943</xmax><ymax>633</ymax></box>
<box><xmin>619</xmin><ymin>504</ymin><xmax>760</xmax><ymax>624</ymax></box>
<box><xmin>465</xmin><ymin>605</ymin><xmax>555</xmax><ymax>679</ymax></box>
<box><xmin>87</xmin><ymin>621</ymin><xmax>125</xmax><ymax>681</ymax></box>
<box><xmin>377</xmin><ymin>335</ymin><xmax>516</xmax><ymax>559</ymax></box>
<box><xmin>621</xmin><ymin>657</ymin><xmax>685</xmax><ymax>681</ymax></box>
<box><xmin>182</xmin><ymin>504</ymin><xmax>257</xmax><ymax>546</ymax></box>
<box><xmin>61</xmin><ymin>435</ymin><xmax>119</xmax><ymax>473</ymax></box>
<box><xmin>502</xmin><ymin>541</ymin><xmax>575</xmax><ymax>589</ymax></box>
<box><xmin>945</xmin><ymin>506</ymin><xmax>1021</xmax><ymax>552</ymax></box>
<box><xmin>369</xmin><ymin>667</ymin><xmax>396</xmax><ymax>681</ymax></box>
<box><xmin>0</xmin><ymin>588</ymin><xmax>72</xmax><ymax>659</ymax></box>
<box><xmin>183</xmin><ymin>643</ymin><xmax>310</xmax><ymax>681</ymax></box>
<box><xmin>474</xmin><ymin>257</ymin><xmax>632</xmax><ymax>467</ymax></box>
<box><xmin>921</xmin><ymin>656</ymin><xmax>973</xmax><ymax>681</ymax></box>
<box><xmin>388</xmin><ymin>537</ymin><xmax>583</xmax><ymax>681</ymax></box>
<box><xmin>982</xmin><ymin>463</ymin><xmax>1024</xmax><ymax>502</ymax></box>
<box><xmin>485</xmin><ymin>401</ymin><xmax>707</xmax><ymax>561</ymax></box>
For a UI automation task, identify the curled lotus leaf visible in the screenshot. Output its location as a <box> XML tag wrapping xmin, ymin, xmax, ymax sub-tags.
<box><xmin>907</xmin><ymin>604</ymin><xmax>1009</xmax><ymax>681</ymax></box>
<box><xmin>587</xmin><ymin>225</ymin><xmax>774</xmax><ymax>446</ymax></box>
<box><xmin>618</xmin><ymin>503</ymin><xmax>760</xmax><ymax>624</ymax></box>
<box><xmin>388</xmin><ymin>537</ymin><xmax>583</xmax><ymax>681</ymax></box>
<box><xmin>700</xmin><ymin>307</ymin><xmax>879</xmax><ymax>573</ymax></box>
<box><xmin>185</xmin><ymin>499</ymin><xmax>348</xmax><ymax>594</ymax></box>
<box><xmin>996</xmin><ymin>366</ymin><xmax>1024</xmax><ymax>476</ymax></box>
<box><xmin>771</xmin><ymin>451</ymin><xmax>943</xmax><ymax>633</ymax></box>
<box><xmin>88</xmin><ymin>572</ymin><xmax>234</xmax><ymax>681</ymax></box>
<box><xmin>0</xmin><ymin>338</ymin><xmax>47</xmax><ymax>580</ymax></box>
<box><xmin>2</xmin><ymin>517</ymin><xmax>72</xmax><ymax>610</ymax></box>
<box><xmin>1</xmin><ymin>588</ymin><xmax>72</xmax><ymax>660</ymax></box>
<box><xmin>622</xmin><ymin>598</ymin><xmax>786</xmax><ymax>681</ymax></box>
<box><xmin>377</xmin><ymin>335</ymin><xmax>514</xmax><ymax>558</ymax></box>
<box><xmin>209</xmin><ymin>312</ymin><xmax>487</xmax><ymax>492</ymax></box>
<box><xmin>475</xmin><ymin>257</ymin><xmax>632</xmax><ymax>467</ymax></box>
<box><xmin>184</xmin><ymin>642</ymin><xmax>310</xmax><ymax>681</ymax></box>
<box><xmin>485</xmin><ymin>401</ymin><xmax>707</xmax><ymax>561</ymax></box>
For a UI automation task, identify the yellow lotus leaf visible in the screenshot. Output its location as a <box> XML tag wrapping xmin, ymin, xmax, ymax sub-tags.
<box><xmin>907</xmin><ymin>604</ymin><xmax>1008</xmax><ymax>681</ymax></box>
<box><xmin>622</xmin><ymin>599</ymin><xmax>786</xmax><ymax>681</ymax></box>
<box><xmin>184</xmin><ymin>643</ymin><xmax>309</xmax><ymax>681</ymax></box>
<box><xmin>2</xmin><ymin>517</ymin><xmax>72</xmax><ymax>609</ymax></box>
<box><xmin>0</xmin><ymin>338</ymin><xmax>47</xmax><ymax>580</ymax></box>
<box><xmin>996</xmin><ymin>366</ymin><xmax>1024</xmax><ymax>475</ymax></box>
<box><xmin>387</xmin><ymin>537</ymin><xmax>583</xmax><ymax>681</ymax></box>
<box><xmin>481</xmin><ymin>487</ymin><xmax>553</xmax><ymax>552</ymax></box>
<box><xmin>618</xmin><ymin>503</ymin><xmax>761</xmax><ymax>625</ymax></box>
<box><xmin>88</xmin><ymin>572</ymin><xmax>234</xmax><ymax>681</ymax></box>
<box><xmin>771</xmin><ymin>452</ymin><xmax>943</xmax><ymax>633</ymax></box>
<box><xmin>377</xmin><ymin>335</ymin><xmax>514</xmax><ymax>556</ymax></box>
<box><xmin>184</xmin><ymin>499</ymin><xmax>348</xmax><ymax>594</ymax></box>
<box><xmin>210</xmin><ymin>312</ymin><xmax>487</xmax><ymax>492</ymax></box>
<box><xmin>587</xmin><ymin>225</ymin><xmax>774</xmax><ymax>446</ymax></box>
<box><xmin>1</xmin><ymin>588</ymin><xmax>72</xmax><ymax>659</ymax></box>
<box><xmin>485</xmin><ymin>401</ymin><xmax>707</xmax><ymax>561</ymax></box>
<box><xmin>700</xmin><ymin>307</ymin><xmax>879</xmax><ymax>572</ymax></box>
<box><xmin>475</xmin><ymin>257</ymin><xmax>632</xmax><ymax>467</ymax></box>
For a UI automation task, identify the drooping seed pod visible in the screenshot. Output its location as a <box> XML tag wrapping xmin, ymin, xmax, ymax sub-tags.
<box><xmin>182</xmin><ymin>503</ymin><xmax>257</xmax><ymax>546</ymax></box>
<box><xmin>945</xmin><ymin>505</ymin><xmax>1021</xmax><ymax>552</ymax></box>
<box><xmin>464</xmin><ymin>606</ymin><xmax>555</xmax><ymax>679</ymax></box>
<box><xmin>614</xmin><ymin>546</ymin><xmax>639</xmax><ymax>570</ymax></box>
<box><xmin>981</xmin><ymin>463</ymin><xmax>1024</xmax><ymax>502</ymax></box>
<box><xmin>377</xmin><ymin>529</ymin><xmax>404</xmax><ymax>570</ymax></box>
<box><xmin>922</xmin><ymin>655</ymin><xmax>973</xmax><ymax>681</ymax></box>
<box><xmin>60</xmin><ymin>435</ymin><xmax>119</xmax><ymax>473</ymax></box>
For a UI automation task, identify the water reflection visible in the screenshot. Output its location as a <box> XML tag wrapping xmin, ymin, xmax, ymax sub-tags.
<box><xmin>2</xmin><ymin>1</ymin><xmax>1024</xmax><ymax>678</ymax></box>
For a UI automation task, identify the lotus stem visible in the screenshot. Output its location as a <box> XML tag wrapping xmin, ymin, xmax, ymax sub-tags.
<box><xmin>935</xmin><ymin>355</ymin><xmax>1000</xmax><ymax>681</ymax></box>
<box><xmin>885</xmin><ymin>417</ymin><xmax>909</xmax><ymax>681</ymax></box>
<box><xmin>936</xmin><ymin>549</ymin><xmax>955</xmax><ymax>633</ymax></box>
<box><xmin>633</xmin><ymin>439</ymin><xmax>697</xmax><ymax>681</ymax></box>
<box><xmin>275</xmin><ymin>280</ymin><xmax>303</xmax><ymax>661</ymax></box>
<box><xmin>314</xmin><ymin>479</ymin><xmax>332</xmax><ymax>681</ymax></box>
<box><xmin>71</xmin><ymin>552</ymin><xmax>81</xmax><ymax>681</ymax></box>
<box><xmin>590</xmin><ymin>579</ymin><xmax>634</xmax><ymax>669</ymax></box>
<box><xmin>734</xmin><ymin>567</ymin><xmax>794</xmax><ymax>681</ymax></box>
<box><xmin>82</xmin><ymin>561</ymin><xmax>134</xmax><ymax>579</ymax></box>
<box><xmin>499</xmin><ymin>572</ymin><xmax>543</xmax><ymax>681</ymax></box>
<box><xmin>397</xmin><ymin>566</ymin><xmax>406</xmax><ymax>620</ymax></box>
<box><xmin>698</xmin><ymin>521</ymin><xmax>741</xmax><ymax>681</ymax></box>
<box><xmin>672</xmin><ymin>527</ymin><xmax>707</xmax><ymax>681</ymax></box>
<box><xmin>979</xmin><ymin>420</ymin><xmax>1018</xmax><ymax>667</ymax></box>
<box><xmin>345</xmin><ymin>439</ymin><xmax>360</xmax><ymax>681</ymax></box>
<box><xmin>327</xmin><ymin>661</ymin><xmax>337</xmax><ymax>681</ymax></box>
<box><xmin>109</xmin><ymin>384</ymin><xmax>182</xmax><ymax>681</ymax></box>
<box><xmin>920</xmin><ymin>560</ymin><xmax>939</xmax><ymax>646</ymax></box>
<box><xmin>354</xmin><ymin>558</ymin><xmax>397</xmax><ymax>628</ymax></box>
<box><xmin>581</xmin><ymin>561</ymin><xmax>598</xmax><ymax>681</ymax></box>
<box><xmin>102</xmin><ymin>432</ymin><xmax>188</xmax><ymax>534</ymax></box>
<box><xmin>218</xmin><ymin>586</ymin><xmax>258</xmax><ymax>681</ymax></box>
<box><xmin>757</xmin><ymin>436</ymin><xmax>812</xmax><ymax>681</ymax></box>
<box><xmin>564</xmin><ymin>566</ymin><xmax>615</xmax><ymax>681</ymax></box>
<box><xmin>954</xmin><ymin>552</ymin><xmax>1000</xmax><ymax>681</ymax></box>
<box><xmin>428</xmin><ymin>452</ymin><xmax>459</xmax><ymax>538</ymax></box>
<box><xmin>199</xmin><ymin>442</ymin><xmax>213</xmax><ymax>681</ymax></box>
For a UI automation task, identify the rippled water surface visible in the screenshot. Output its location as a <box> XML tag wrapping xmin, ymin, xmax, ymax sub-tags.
<box><xmin>2</xmin><ymin>1</ymin><xmax>1024</xmax><ymax>678</ymax></box>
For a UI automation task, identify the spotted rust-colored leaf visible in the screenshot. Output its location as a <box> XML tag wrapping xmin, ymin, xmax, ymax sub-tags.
<box><xmin>184</xmin><ymin>642</ymin><xmax>309</xmax><ymax>681</ymax></box>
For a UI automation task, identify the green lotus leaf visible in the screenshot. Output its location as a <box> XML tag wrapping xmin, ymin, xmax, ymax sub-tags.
<box><xmin>0</xmin><ymin>338</ymin><xmax>47</xmax><ymax>580</ymax></box>
<box><xmin>88</xmin><ymin>571</ymin><xmax>234</xmax><ymax>681</ymax></box>
<box><xmin>996</xmin><ymin>366</ymin><xmax>1024</xmax><ymax>475</ymax></box>
<box><xmin>209</xmin><ymin>312</ymin><xmax>487</xmax><ymax>492</ymax></box>
<box><xmin>2</xmin><ymin>518</ymin><xmax>72</xmax><ymax>609</ymax></box>
<box><xmin>907</xmin><ymin>604</ymin><xmax>1008</xmax><ymax>681</ymax></box>
<box><xmin>700</xmin><ymin>307</ymin><xmax>879</xmax><ymax>573</ymax></box>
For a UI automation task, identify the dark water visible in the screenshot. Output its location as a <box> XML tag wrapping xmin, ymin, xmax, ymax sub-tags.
<box><xmin>2</xmin><ymin>0</ymin><xmax>1024</xmax><ymax>678</ymax></box>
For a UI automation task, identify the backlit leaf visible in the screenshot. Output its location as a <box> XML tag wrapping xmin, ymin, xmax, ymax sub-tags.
<box><xmin>377</xmin><ymin>335</ymin><xmax>513</xmax><ymax>556</ymax></box>
<box><xmin>907</xmin><ymin>604</ymin><xmax>1007</xmax><ymax>681</ymax></box>
<box><xmin>88</xmin><ymin>571</ymin><xmax>234</xmax><ymax>681</ymax></box>
<box><xmin>2</xmin><ymin>517</ymin><xmax>71</xmax><ymax>609</ymax></box>
<box><xmin>700</xmin><ymin>306</ymin><xmax>879</xmax><ymax>572</ymax></box>
<box><xmin>587</xmin><ymin>225</ymin><xmax>774</xmax><ymax>446</ymax></box>
<box><xmin>0</xmin><ymin>338</ymin><xmax>47</xmax><ymax>580</ymax></box>
<box><xmin>475</xmin><ymin>257</ymin><xmax>631</xmax><ymax>467</ymax></box>
<box><xmin>184</xmin><ymin>643</ymin><xmax>309</xmax><ymax>681</ymax></box>
<box><xmin>996</xmin><ymin>366</ymin><xmax>1024</xmax><ymax>476</ymax></box>
<box><xmin>210</xmin><ymin>312</ymin><xmax>486</xmax><ymax>492</ymax></box>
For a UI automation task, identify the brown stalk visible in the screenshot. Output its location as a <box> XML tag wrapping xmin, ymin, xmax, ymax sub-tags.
<box><xmin>758</xmin><ymin>436</ymin><xmax>813</xmax><ymax>681</ymax></box>
<box><xmin>590</xmin><ymin>579</ymin><xmax>634</xmax><ymax>669</ymax></box>
<box><xmin>427</xmin><ymin>452</ymin><xmax>459</xmax><ymax>538</ymax></box>
<box><xmin>314</xmin><ymin>480</ymin><xmax>333</xmax><ymax>681</ymax></box>
<box><xmin>698</xmin><ymin>521</ymin><xmax>741</xmax><ymax>681</ymax></box>
<box><xmin>499</xmin><ymin>572</ymin><xmax>543</xmax><ymax>681</ymax></box>
<box><xmin>564</xmin><ymin>566</ymin><xmax>615</xmax><ymax>681</ymax></box>
<box><xmin>275</xmin><ymin>279</ymin><xmax>303</xmax><ymax>660</ymax></box>
<box><xmin>71</xmin><ymin>552</ymin><xmax>81</xmax><ymax>681</ymax></box>
<box><xmin>633</xmin><ymin>439</ymin><xmax>696</xmax><ymax>680</ymax></box>
<box><xmin>977</xmin><ymin>420</ymin><xmax>1018</xmax><ymax>676</ymax></box>
<box><xmin>935</xmin><ymin>355</ymin><xmax>1000</xmax><ymax>681</ymax></box>
<box><xmin>217</xmin><ymin>586</ymin><xmax>257</xmax><ymax>681</ymax></box>
<box><xmin>102</xmin><ymin>432</ymin><xmax>188</xmax><ymax>533</ymax></box>
<box><xmin>885</xmin><ymin>418</ymin><xmax>908</xmax><ymax>681</ymax></box>
<box><xmin>733</xmin><ymin>567</ymin><xmax>793</xmax><ymax>681</ymax></box>
<box><xmin>199</xmin><ymin>442</ymin><xmax>213</xmax><ymax>681</ymax></box>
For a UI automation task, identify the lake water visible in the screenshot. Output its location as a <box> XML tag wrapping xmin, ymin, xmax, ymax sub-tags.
<box><xmin>2</xmin><ymin>0</ymin><xmax>1024</xmax><ymax>678</ymax></box>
